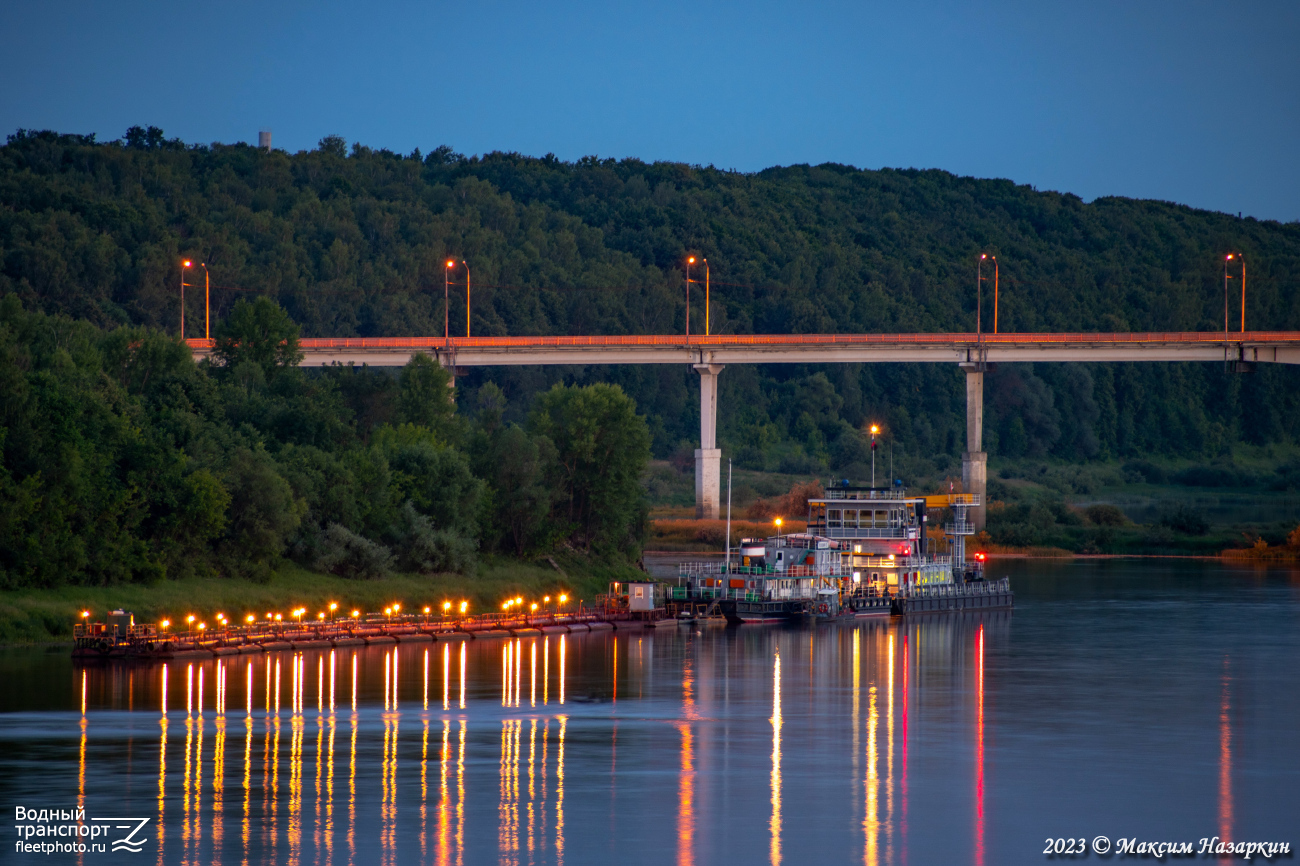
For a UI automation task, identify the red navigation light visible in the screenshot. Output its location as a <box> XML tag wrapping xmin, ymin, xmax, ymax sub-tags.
<box><xmin>975</xmin><ymin>552</ymin><xmax>987</xmax><ymax>562</ymax></box>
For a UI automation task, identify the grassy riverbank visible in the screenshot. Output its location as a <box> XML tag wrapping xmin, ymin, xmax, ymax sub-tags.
<box><xmin>0</xmin><ymin>554</ymin><xmax>643</xmax><ymax>645</ymax></box>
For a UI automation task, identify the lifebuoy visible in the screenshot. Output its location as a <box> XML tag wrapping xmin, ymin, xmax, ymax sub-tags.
<box><xmin>817</xmin><ymin>603</ymin><xmax>829</xmax><ymax>614</ymax></box>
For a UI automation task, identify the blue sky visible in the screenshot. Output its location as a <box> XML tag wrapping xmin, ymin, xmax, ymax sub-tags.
<box><xmin>2</xmin><ymin>0</ymin><xmax>1297</xmax><ymax>221</ymax></box>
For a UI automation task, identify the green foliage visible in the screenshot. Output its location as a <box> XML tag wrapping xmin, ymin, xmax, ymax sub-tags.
<box><xmin>213</xmin><ymin>297</ymin><xmax>303</xmax><ymax>377</ymax></box>
<box><xmin>529</xmin><ymin>383</ymin><xmax>651</xmax><ymax>554</ymax></box>
<box><xmin>1</xmin><ymin>130</ymin><xmax>1297</xmax><ymax>469</ymax></box>
<box><xmin>0</xmin><ymin>295</ymin><xmax>655</xmax><ymax>587</ymax></box>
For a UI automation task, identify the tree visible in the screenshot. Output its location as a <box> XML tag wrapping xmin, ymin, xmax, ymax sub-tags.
<box><xmin>212</xmin><ymin>297</ymin><xmax>303</xmax><ymax>380</ymax></box>
<box><xmin>398</xmin><ymin>353</ymin><xmax>456</xmax><ymax>437</ymax></box>
<box><xmin>528</xmin><ymin>383</ymin><xmax>650</xmax><ymax>554</ymax></box>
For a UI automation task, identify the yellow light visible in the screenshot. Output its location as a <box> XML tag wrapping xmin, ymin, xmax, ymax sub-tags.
<box><xmin>393</xmin><ymin>603</ymin><xmax>401</xmax><ymax>612</ymax></box>
<box><xmin>384</xmin><ymin>607</ymin><xmax>392</xmax><ymax>616</ymax></box>
<box><xmin>81</xmin><ymin>610</ymin><xmax>90</xmax><ymax>618</ymax></box>
<box><xmin>544</xmin><ymin>596</ymin><xmax>550</xmax><ymax>603</ymax></box>
<box><xmin>870</xmin><ymin>425</ymin><xmax>880</xmax><ymax>435</ymax></box>
<box><xmin>187</xmin><ymin>615</ymin><xmax>196</xmax><ymax>623</ymax></box>
<box><xmin>198</xmin><ymin>622</ymin><xmax>206</xmax><ymax>630</ymax></box>
<box><xmin>443</xmin><ymin>601</ymin><xmax>451</xmax><ymax>612</ymax></box>
<box><xmin>558</xmin><ymin>594</ymin><xmax>567</xmax><ymax>604</ymax></box>
<box><xmin>531</xmin><ymin>603</ymin><xmax>538</xmax><ymax>612</ymax></box>
<box><xmin>446</xmin><ymin>260</ymin><xmax>455</xmax><ymax>268</ymax></box>
<box><xmin>688</xmin><ymin>256</ymin><xmax>695</xmax><ymax>264</ymax></box>
<box><xmin>351</xmin><ymin>610</ymin><xmax>360</xmax><ymax>618</ymax></box>
<box><xmin>775</xmin><ymin>518</ymin><xmax>783</xmax><ymax>527</ymax></box>
<box><xmin>182</xmin><ymin>260</ymin><xmax>192</xmax><ymax>267</ymax></box>
<box><xmin>980</xmin><ymin>254</ymin><xmax>986</xmax><ymax>260</ymax></box>
<box><xmin>318</xmin><ymin>612</ymin><xmax>325</xmax><ymax>620</ymax></box>
<box><xmin>1227</xmin><ymin>254</ymin><xmax>1234</xmax><ymax>260</ymax></box>
<box><xmin>275</xmin><ymin>614</ymin><xmax>282</xmax><ymax>621</ymax></box>
<box><xmin>216</xmin><ymin>612</ymin><xmax>224</xmax><ymax>619</ymax></box>
<box><xmin>459</xmin><ymin>602</ymin><xmax>468</xmax><ymax>613</ymax></box>
<box><xmin>246</xmin><ymin>614</ymin><xmax>254</xmax><ymax>623</ymax></box>
<box><xmin>329</xmin><ymin>602</ymin><xmax>337</xmax><ymax>611</ymax></box>
<box><xmin>502</xmin><ymin>602</ymin><xmax>509</xmax><ymax>611</ymax></box>
<box><xmin>161</xmin><ymin>619</ymin><xmax>170</xmax><ymax>628</ymax></box>
<box><xmin>424</xmin><ymin>606</ymin><xmax>431</xmax><ymax>614</ymax></box>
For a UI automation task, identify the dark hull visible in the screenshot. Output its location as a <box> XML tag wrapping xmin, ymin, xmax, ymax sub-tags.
<box><xmin>720</xmin><ymin>599</ymin><xmax>808</xmax><ymax>625</ymax></box>
<box><xmin>891</xmin><ymin>588</ymin><xmax>1014</xmax><ymax>615</ymax></box>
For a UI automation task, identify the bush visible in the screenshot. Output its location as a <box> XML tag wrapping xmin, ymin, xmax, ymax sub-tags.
<box><xmin>393</xmin><ymin>503</ymin><xmax>477</xmax><ymax>575</ymax></box>
<box><xmin>1085</xmin><ymin>504</ymin><xmax>1128</xmax><ymax>526</ymax></box>
<box><xmin>1160</xmin><ymin>503</ymin><xmax>1209</xmax><ymax>535</ymax></box>
<box><xmin>1172</xmin><ymin>464</ymin><xmax>1248</xmax><ymax>488</ymax></box>
<box><xmin>314</xmin><ymin>523</ymin><xmax>394</xmax><ymax>579</ymax></box>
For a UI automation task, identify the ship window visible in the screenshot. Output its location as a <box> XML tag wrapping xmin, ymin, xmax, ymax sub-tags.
<box><xmin>844</xmin><ymin>509</ymin><xmax>857</xmax><ymax>527</ymax></box>
<box><xmin>874</xmin><ymin>510</ymin><xmax>887</xmax><ymax>527</ymax></box>
<box><xmin>828</xmin><ymin>509</ymin><xmax>841</xmax><ymax>527</ymax></box>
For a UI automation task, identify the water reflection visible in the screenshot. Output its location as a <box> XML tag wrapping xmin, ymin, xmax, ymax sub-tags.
<box><xmin>1220</xmin><ymin>656</ymin><xmax>1233</xmax><ymax>845</ymax></box>
<box><xmin>22</xmin><ymin>582</ymin><xmax>1297</xmax><ymax>866</ymax></box>
<box><xmin>770</xmin><ymin>649</ymin><xmax>782</xmax><ymax>866</ymax></box>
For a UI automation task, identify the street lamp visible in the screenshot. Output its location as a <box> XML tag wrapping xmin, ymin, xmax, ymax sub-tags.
<box><xmin>1226</xmin><ymin>254</ymin><xmax>1246</xmax><ymax>332</ymax></box>
<box><xmin>180</xmin><ymin>260</ymin><xmax>192</xmax><ymax>339</ymax></box>
<box><xmin>775</xmin><ymin>517</ymin><xmax>783</xmax><ymax>541</ymax></box>
<box><xmin>703</xmin><ymin>258</ymin><xmax>711</xmax><ymax>336</ymax></box>
<box><xmin>199</xmin><ymin>262</ymin><xmax>210</xmax><ymax>340</ymax></box>
<box><xmin>445</xmin><ymin>259</ymin><xmax>455</xmax><ymax>346</ymax></box>
<box><xmin>686</xmin><ymin>254</ymin><xmax>696</xmax><ymax>338</ymax></box>
<box><xmin>991</xmin><ymin>255</ymin><xmax>999</xmax><ymax>334</ymax></box>
<box><xmin>869</xmin><ymin>424</ymin><xmax>880</xmax><ymax>487</ymax></box>
<box><xmin>976</xmin><ymin>254</ymin><xmax>986</xmax><ymax>337</ymax></box>
<box><xmin>461</xmin><ymin>260</ymin><xmax>472</xmax><ymax>338</ymax></box>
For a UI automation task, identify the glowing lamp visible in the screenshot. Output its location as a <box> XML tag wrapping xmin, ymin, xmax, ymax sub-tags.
<box><xmin>459</xmin><ymin>602</ymin><xmax>468</xmax><ymax>614</ymax></box>
<box><xmin>318</xmin><ymin>612</ymin><xmax>325</xmax><ymax>620</ymax></box>
<box><xmin>182</xmin><ymin>260</ymin><xmax>192</xmax><ymax>267</ymax></box>
<box><xmin>198</xmin><ymin>622</ymin><xmax>206</xmax><ymax>630</ymax></box>
<box><xmin>558</xmin><ymin>595</ymin><xmax>567</xmax><ymax>604</ymax></box>
<box><xmin>688</xmin><ymin>256</ymin><xmax>695</xmax><ymax>264</ymax></box>
<box><xmin>443</xmin><ymin>602</ymin><xmax>451</xmax><ymax>612</ymax></box>
<box><xmin>329</xmin><ymin>602</ymin><xmax>337</xmax><ymax>611</ymax></box>
<box><xmin>81</xmin><ymin>610</ymin><xmax>90</xmax><ymax>618</ymax></box>
<box><xmin>246</xmin><ymin>614</ymin><xmax>254</xmax><ymax>623</ymax></box>
<box><xmin>424</xmin><ymin>606</ymin><xmax>431</xmax><ymax>614</ymax></box>
<box><xmin>351</xmin><ymin>610</ymin><xmax>360</xmax><ymax>618</ymax></box>
<box><xmin>161</xmin><ymin>619</ymin><xmax>170</xmax><ymax>629</ymax></box>
<box><xmin>531</xmin><ymin>603</ymin><xmax>538</xmax><ymax>612</ymax></box>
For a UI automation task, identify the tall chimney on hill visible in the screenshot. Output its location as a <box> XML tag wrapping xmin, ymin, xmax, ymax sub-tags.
<box><xmin>259</xmin><ymin>129</ymin><xmax>272</xmax><ymax>151</ymax></box>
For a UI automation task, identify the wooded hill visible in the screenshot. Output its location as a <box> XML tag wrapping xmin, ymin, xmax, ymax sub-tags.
<box><xmin>4</xmin><ymin>127</ymin><xmax>1300</xmax><ymax>478</ymax></box>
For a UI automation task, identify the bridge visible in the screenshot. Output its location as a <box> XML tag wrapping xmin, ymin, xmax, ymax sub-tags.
<box><xmin>187</xmin><ymin>331</ymin><xmax>1300</xmax><ymax>528</ymax></box>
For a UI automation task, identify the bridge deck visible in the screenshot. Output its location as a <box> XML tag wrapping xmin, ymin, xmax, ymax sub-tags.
<box><xmin>186</xmin><ymin>332</ymin><xmax>1300</xmax><ymax>366</ymax></box>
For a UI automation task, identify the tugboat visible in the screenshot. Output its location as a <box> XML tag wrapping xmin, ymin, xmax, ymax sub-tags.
<box><xmin>670</xmin><ymin>480</ymin><xmax>1013</xmax><ymax>624</ymax></box>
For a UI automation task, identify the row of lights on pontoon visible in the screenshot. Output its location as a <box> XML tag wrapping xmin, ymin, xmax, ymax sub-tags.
<box><xmin>85</xmin><ymin>599</ymin><xmax>473</xmax><ymax>630</ymax></box>
<box><xmin>502</xmin><ymin>594</ymin><xmax>568</xmax><ymax>612</ymax></box>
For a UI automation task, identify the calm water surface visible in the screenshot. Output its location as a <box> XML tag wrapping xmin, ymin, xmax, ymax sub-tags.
<box><xmin>2</xmin><ymin>560</ymin><xmax>1299</xmax><ymax>865</ymax></box>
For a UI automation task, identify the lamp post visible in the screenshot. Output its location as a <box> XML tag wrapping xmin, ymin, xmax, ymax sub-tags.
<box><xmin>1227</xmin><ymin>254</ymin><xmax>1246</xmax><ymax>332</ymax></box>
<box><xmin>445</xmin><ymin>259</ymin><xmax>454</xmax><ymax>347</ymax></box>
<box><xmin>992</xmin><ymin>255</ymin><xmax>999</xmax><ymax>334</ymax></box>
<box><xmin>199</xmin><ymin>263</ymin><xmax>210</xmax><ymax>340</ymax></box>
<box><xmin>976</xmin><ymin>254</ymin><xmax>986</xmax><ymax>337</ymax></box>
<box><xmin>870</xmin><ymin>424</ymin><xmax>880</xmax><ymax>487</ymax></box>
<box><xmin>180</xmin><ymin>260</ymin><xmax>192</xmax><ymax>339</ymax></box>
<box><xmin>462</xmin><ymin>260</ymin><xmax>472</xmax><ymax>338</ymax></box>
<box><xmin>685</xmin><ymin>256</ymin><xmax>694</xmax><ymax>339</ymax></box>
<box><xmin>704</xmin><ymin>258</ymin><xmax>711</xmax><ymax>336</ymax></box>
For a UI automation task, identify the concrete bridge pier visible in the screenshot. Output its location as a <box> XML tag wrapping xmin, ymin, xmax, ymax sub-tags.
<box><xmin>694</xmin><ymin>363</ymin><xmax>724</xmax><ymax>519</ymax></box>
<box><xmin>960</xmin><ymin>362</ymin><xmax>987</xmax><ymax>531</ymax></box>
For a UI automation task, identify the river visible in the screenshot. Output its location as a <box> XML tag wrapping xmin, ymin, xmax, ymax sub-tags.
<box><xmin>1</xmin><ymin>559</ymin><xmax>1298</xmax><ymax>865</ymax></box>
